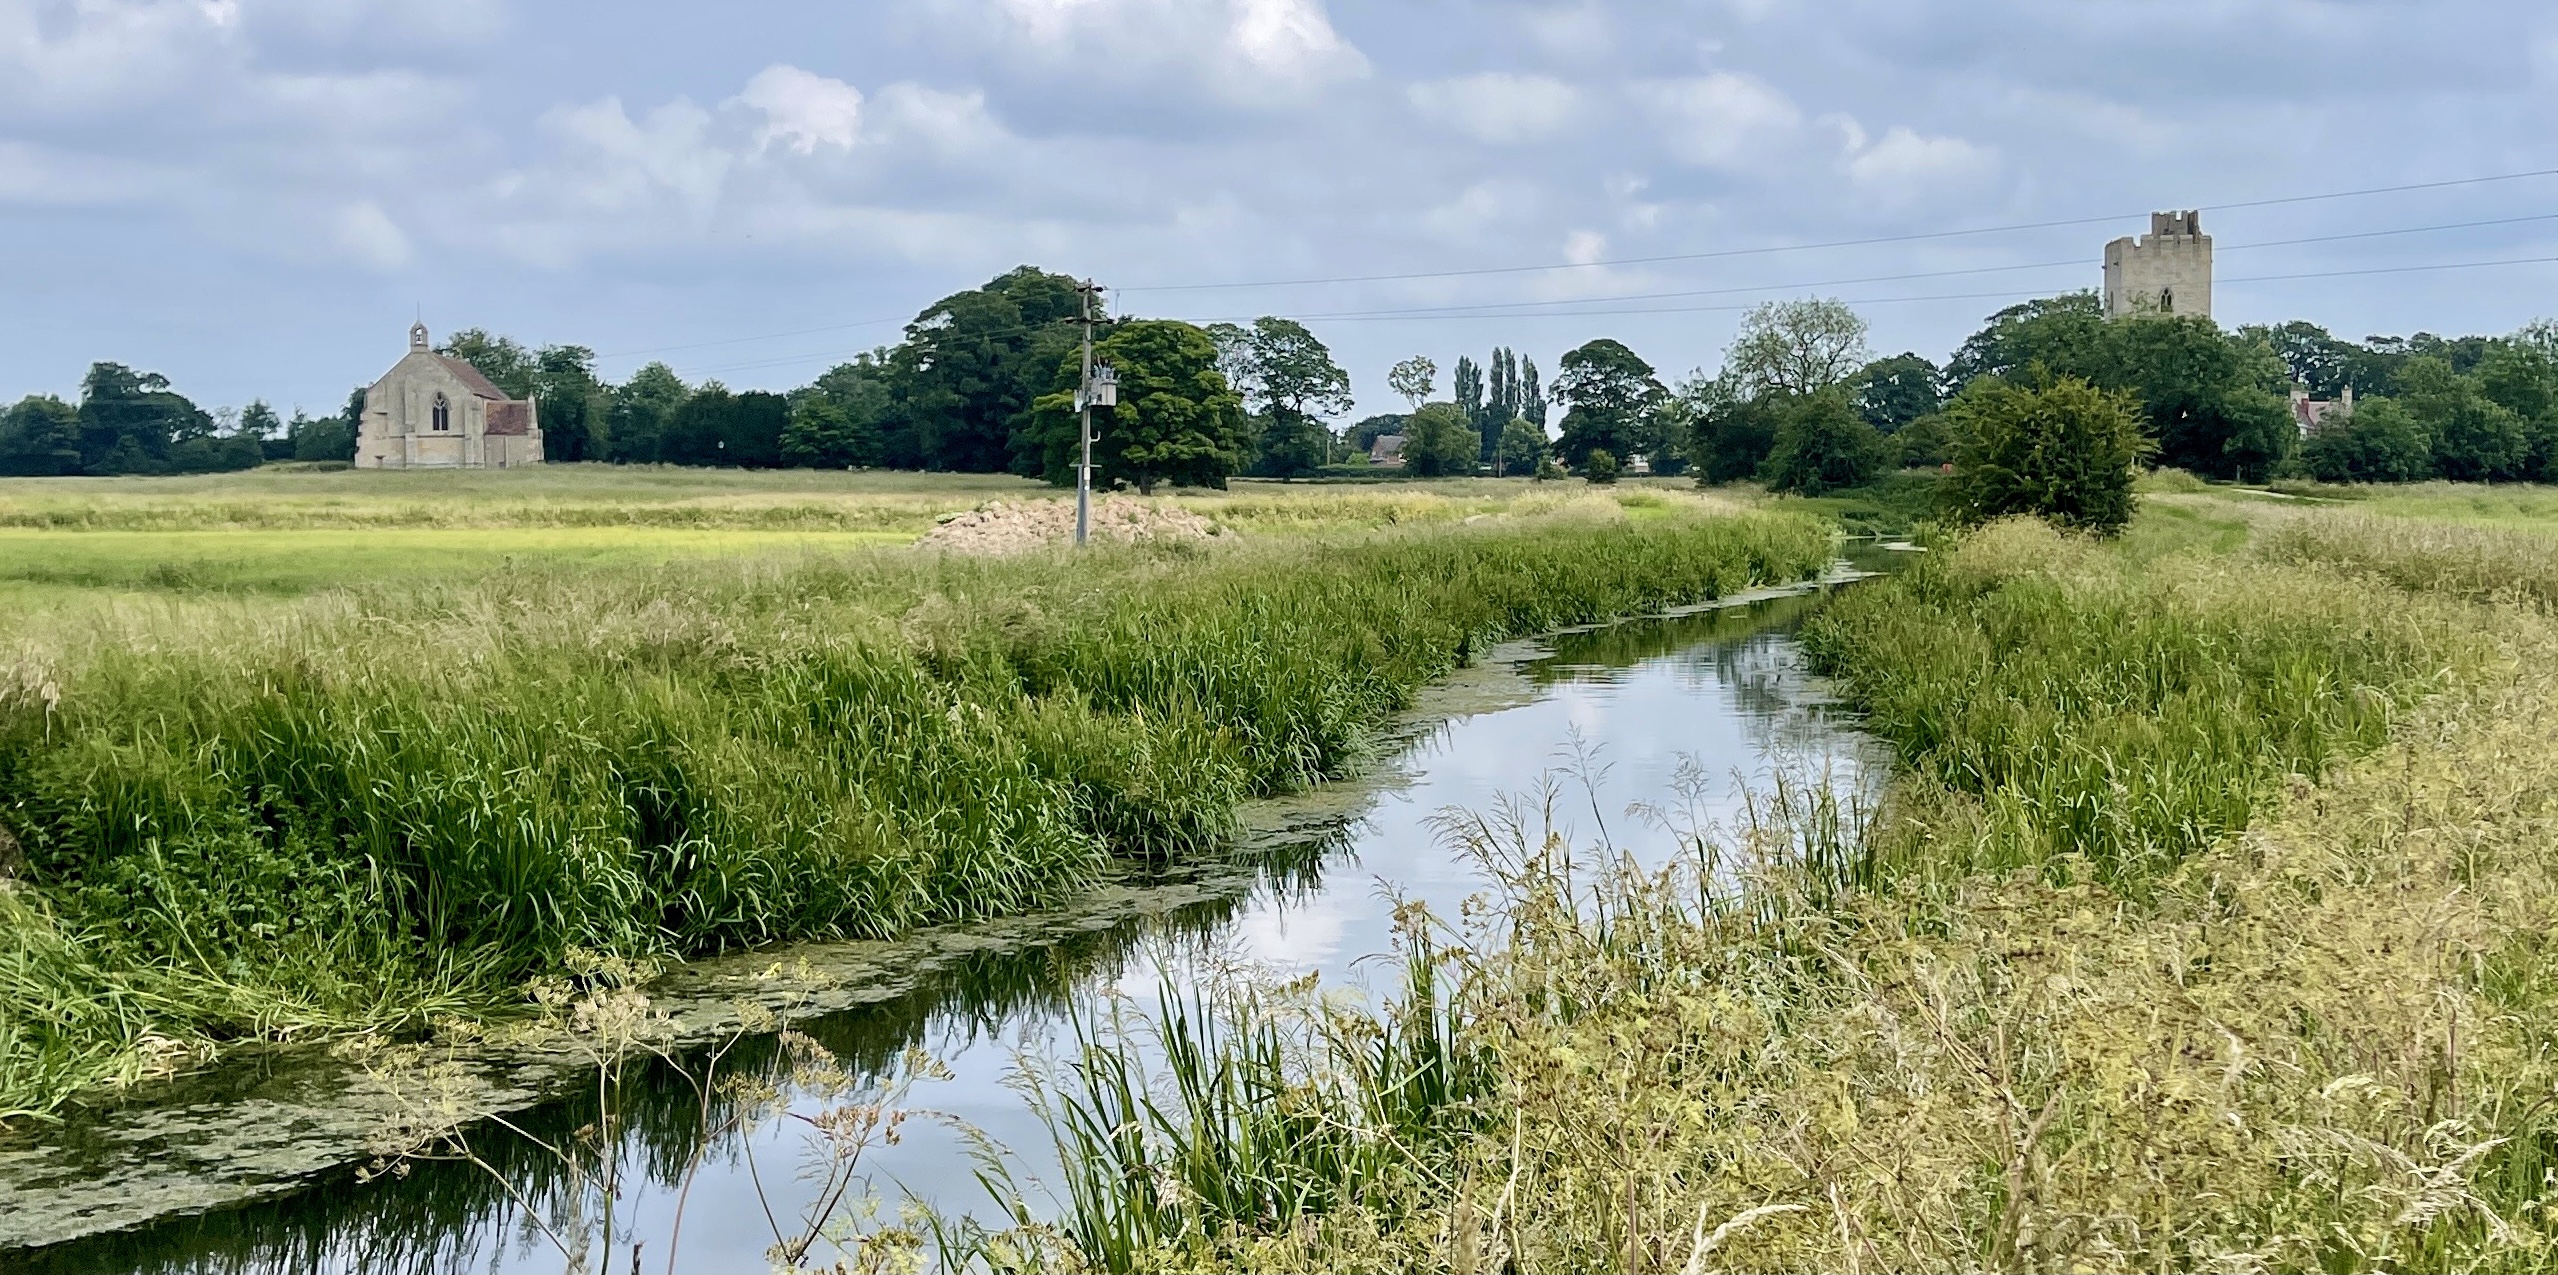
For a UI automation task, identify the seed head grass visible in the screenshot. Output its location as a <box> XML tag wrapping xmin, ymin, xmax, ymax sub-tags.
<box><xmin>0</xmin><ymin>506</ymin><xmax>1833</xmax><ymax>1121</ymax></box>
<box><xmin>991</xmin><ymin>499</ymin><xmax>2558</xmax><ymax>1273</ymax></box>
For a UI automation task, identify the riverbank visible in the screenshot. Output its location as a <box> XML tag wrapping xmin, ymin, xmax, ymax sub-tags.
<box><xmin>0</xmin><ymin>491</ymin><xmax>1832</xmax><ymax>1124</ymax></box>
<box><xmin>0</xmin><ymin>570</ymin><xmax>1878</xmax><ymax>1263</ymax></box>
<box><xmin>998</xmin><ymin>493</ymin><xmax>2558</xmax><ymax>1272</ymax></box>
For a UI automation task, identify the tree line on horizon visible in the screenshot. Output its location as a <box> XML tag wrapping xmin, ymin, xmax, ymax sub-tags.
<box><xmin>6</xmin><ymin>263</ymin><xmax>2557</xmax><ymax>491</ymax></box>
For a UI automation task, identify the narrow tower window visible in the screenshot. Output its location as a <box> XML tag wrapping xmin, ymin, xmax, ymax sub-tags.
<box><xmin>432</xmin><ymin>393</ymin><xmax>451</xmax><ymax>432</ymax></box>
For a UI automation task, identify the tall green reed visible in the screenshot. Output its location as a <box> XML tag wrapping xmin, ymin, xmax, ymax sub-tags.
<box><xmin>0</xmin><ymin>511</ymin><xmax>1833</xmax><ymax>1118</ymax></box>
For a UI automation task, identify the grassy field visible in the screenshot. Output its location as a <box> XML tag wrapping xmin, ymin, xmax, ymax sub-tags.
<box><xmin>0</xmin><ymin>465</ymin><xmax>1829</xmax><ymax>1120</ymax></box>
<box><xmin>991</xmin><ymin>487</ymin><xmax>2558</xmax><ymax>1273</ymax></box>
<box><xmin>0</xmin><ymin>466</ymin><xmax>1735</xmax><ymax>611</ymax></box>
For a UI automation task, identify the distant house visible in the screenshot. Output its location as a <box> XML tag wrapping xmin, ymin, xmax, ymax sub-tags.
<box><xmin>2289</xmin><ymin>384</ymin><xmax>2355</xmax><ymax>436</ymax></box>
<box><xmin>1625</xmin><ymin>454</ymin><xmax>1653</xmax><ymax>476</ymax></box>
<box><xmin>1370</xmin><ymin>434</ymin><xmax>1406</xmax><ymax>467</ymax></box>
<box><xmin>356</xmin><ymin>322</ymin><xmax>545</xmax><ymax>470</ymax></box>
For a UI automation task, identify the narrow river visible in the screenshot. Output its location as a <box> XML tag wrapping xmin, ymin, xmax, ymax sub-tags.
<box><xmin>7</xmin><ymin>570</ymin><xmax>1890</xmax><ymax>1275</ymax></box>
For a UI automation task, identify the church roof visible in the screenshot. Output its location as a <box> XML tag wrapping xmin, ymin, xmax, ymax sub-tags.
<box><xmin>486</xmin><ymin>401</ymin><xmax>534</xmax><ymax>436</ymax></box>
<box><xmin>433</xmin><ymin>354</ymin><xmax>516</xmax><ymax>402</ymax></box>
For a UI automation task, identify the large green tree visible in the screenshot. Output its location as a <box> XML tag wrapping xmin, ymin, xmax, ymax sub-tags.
<box><xmin>1553</xmin><ymin>338</ymin><xmax>1666</xmax><ymax>467</ymax></box>
<box><xmin>1227</xmin><ymin>317</ymin><xmax>1352</xmax><ymax>477</ymax></box>
<box><xmin>1945</xmin><ymin>292</ymin><xmax>2108</xmax><ymax>388</ymax></box>
<box><xmin>1764</xmin><ymin>389</ymin><xmax>1888</xmax><ymax>495</ymax></box>
<box><xmin>892</xmin><ymin>266</ymin><xmax>1083</xmax><ymax>473</ymax></box>
<box><xmin>783</xmin><ymin>353</ymin><xmax>894</xmax><ymax>469</ymax></box>
<box><xmin>2298</xmin><ymin>397</ymin><xmax>2434</xmax><ymax>483</ymax></box>
<box><xmin>609</xmin><ymin>363</ymin><xmax>689</xmax><ymax>464</ymax></box>
<box><xmin>0</xmin><ymin>395</ymin><xmax>82</xmax><ymax>475</ymax></box>
<box><xmin>2401</xmin><ymin>356</ymin><xmax>2529</xmax><ymax>481</ymax></box>
<box><xmin>77</xmin><ymin>362</ymin><xmax>209</xmax><ymax>474</ymax></box>
<box><xmin>1852</xmin><ymin>353</ymin><xmax>1940</xmax><ymax>432</ymax></box>
<box><xmin>1677</xmin><ymin>375</ymin><xmax>1783</xmax><ymax>484</ymax></box>
<box><xmin>1725</xmin><ymin>298</ymin><xmax>1871</xmax><ymax>398</ymax></box>
<box><xmin>1402</xmin><ymin>402</ymin><xmax>1479</xmax><ymax>477</ymax></box>
<box><xmin>660</xmin><ymin>385</ymin><xmax>788</xmax><ymax>467</ymax></box>
<box><xmin>1023</xmin><ymin>320</ymin><xmax>1249</xmax><ymax>492</ymax></box>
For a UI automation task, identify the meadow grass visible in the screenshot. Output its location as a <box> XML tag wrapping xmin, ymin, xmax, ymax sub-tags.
<box><xmin>991</xmin><ymin>498</ymin><xmax>2558</xmax><ymax>1273</ymax></box>
<box><xmin>0</xmin><ymin>500</ymin><xmax>1833</xmax><ymax>1120</ymax></box>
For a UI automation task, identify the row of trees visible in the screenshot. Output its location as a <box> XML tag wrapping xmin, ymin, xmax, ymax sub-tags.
<box><xmin>12</xmin><ymin>258</ymin><xmax>2556</xmax><ymax>492</ymax></box>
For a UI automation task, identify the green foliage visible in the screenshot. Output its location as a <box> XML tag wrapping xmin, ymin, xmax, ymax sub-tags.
<box><xmin>1025</xmin><ymin>319</ymin><xmax>1251</xmax><ymax>492</ymax></box>
<box><xmin>608</xmin><ymin>362</ymin><xmax>689</xmax><ymax>464</ymax></box>
<box><xmin>783</xmin><ymin>355</ymin><xmax>892</xmax><ymax>469</ymax></box>
<box><xmin>1682</xmin><ymin>378</ymin><xmax>1783</xmax><ymax>484</ymax></box>
<box><xmin>1724</xmin><ymin>297</ymin><xmax>1872</xmax><ymax>398</ymax></box>
<box><xmin>1553</xmin><ymin>339</ymin><xmax>1665</xmax><ymax>467</ymax></box>
<box><xmin>0</xmin><ymin>396</ymin><xmax>83</xmax><ymax>476</ymax></box>
<box><xmin>1853</xmin><ymin>352</ymin><xmax>1941</xmax><ymax>432</ymax></box>
<box><xmin>1226</xmin><ymin>318</ymin><xmax>1352</xmax><ymax>479</ymax></box>
<box><xmin>895</xmin><ymin>266</ymin><xmax>1084</xmax><ymax>474</ymax></box>
<box><xmin>1763</xmin><ymin>388</ymin><xmax>1888</xmax><ymax>495</ymax></box>
<box><xmin>1941</xmin><ymin>376</ymin><xmax>2147</xmax><ymax>534</ymax></box>
<box><xmin>1386</xmin><ymin>356</ymin><xmax>1436</xmax><ymax>410</ymax></box>
<box><xmin>0</xmin><ymin>512</ymin><xmax>1836</xmax><ymax>1116</ymax></box>
<box><xmin>1802</xmin><ymin>519</ymin><xmax>2454</xmax><ymax>884</ymax></box>
<box><xmin>1891</xmin><ymin>412</ymin><xmax>1951</xmax><ymax>468</ymax></box>
<box><xmin>657</xmin><ymin>385</ymin><xmax>790</xmax><ymax>467</ymax></box>
<box><xmin>1946</xmin><ymin>292</ymin><xmax>2107</xmax><ymax>387</ymax></box>
<box><xmin>76</xmin><ymin>362</ymin><xmax>212</xmax><ymax>474</ymax></box>
<box><xmin>2298</xmin><ymin>397</ymin><xmax>2435</xmax><ymax>483</ymax></box>
<box><xmin>1496</xmin><ymin>417</ymin><xmax>1547</xmax><ymax>476</ymax></box>
<box><xmin>1401</xmin><ymin>402</ymin><xmax>1479</xmax><ymax>478</ymax></box>
<box><xmin>1583</xmin><ymin>448</ymin><xmax>1619</xmax><ymax>484</ymax></box>
<box><xmin>2402</xmin><ymin>355</ymin><xmax>2532</xmax><ymax>481</ymax></box>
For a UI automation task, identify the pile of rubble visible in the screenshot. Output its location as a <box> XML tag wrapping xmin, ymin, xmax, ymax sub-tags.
<box><xmin>916</xmin><ymin>496</ymin><xmax>1220</xmax><ymax>554</ymax></box>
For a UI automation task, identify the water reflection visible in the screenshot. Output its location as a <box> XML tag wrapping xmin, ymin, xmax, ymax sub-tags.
<box><xmin>12</xmin><ymin>587</ymin><xmax>1879</xmax><ymax>1275</ymax></box>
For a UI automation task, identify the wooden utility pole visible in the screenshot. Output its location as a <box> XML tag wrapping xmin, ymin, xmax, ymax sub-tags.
<box><xmin>1074</xmin><ymin>279</ymin><xmax>1114</xmax><ymax>547</ymax></box>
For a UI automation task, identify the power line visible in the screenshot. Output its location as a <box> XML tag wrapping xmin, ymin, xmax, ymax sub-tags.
<box><xmin>651</xmin><ymin>206</ymin><xmax>2558</xmax><ymax>373</ymax></box>
<box><xmin>664</xmin><ymin>249</ymin><xmax>2558</xmax><ymax>376</ymax></box>
<box><xmin>1114</xmin><ymin>167</ymin><xmax>2558</xmax><ymax>294</ymax></box>
<box><xmin>1273</xmin><ymin>252</ymin><xmax>2558</xmax><ymax>325</ymax></box>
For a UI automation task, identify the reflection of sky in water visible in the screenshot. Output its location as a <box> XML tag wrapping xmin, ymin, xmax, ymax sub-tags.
<box><xmin>73</xmin><ymin>600</ymin><xmax>1879</xmax><ymax>1275</ymax></box>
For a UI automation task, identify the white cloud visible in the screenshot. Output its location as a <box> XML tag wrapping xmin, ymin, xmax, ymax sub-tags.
<box><xmin>538</xmin><ymin>95</ymin><xmax>730</xmax><ymax>215</ymax></box>
<box><xmin>1563</xmin><ymin>228</ymin><xmax>1607</xmax><ymax>265</ymax></box>
<box><xmin>966</xmin><ymin>0</ymin><xmax>1366</xmax><ymax>105</ymax></box>
<box><xmin>1408</xmin><ymin>72</ymin><xmax>1579</xmax><ymax>144</ymax></box>
<box><xmin>1844</xmin><ymin>124</ymin><xmax>1997</xmax><ymax>191</ymax></box>
<box><xmin>332</xmin><ymin>198</ymin><xmax>412</xmax><ymax>269</ymax></box>
<box><xmin>870</xmin><ymin>82</ymin><xmax>1006</xmax><ymax>153</ymax></box>
<box><xmin>1634</xmin><ymin>72</ymin><xmax>1803</xmax><ymax>168</ymax></box>
<box><xmin>739</xmin><ymin>64</ymin><xmax>865</xmax><ymax>154</ymax></box>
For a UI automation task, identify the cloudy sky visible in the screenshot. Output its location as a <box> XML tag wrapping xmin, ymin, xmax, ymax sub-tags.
<box><xmin>6</xmin><ymin>0</ymin><xmax>2558</xmax><ymax>419</ymax></box>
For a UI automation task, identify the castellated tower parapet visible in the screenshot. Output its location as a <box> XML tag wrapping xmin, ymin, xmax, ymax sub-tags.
<box><xmin>2104</xmin><ymin>210</ymin><xmax>2212</xmax><ymax>319</ymax></box>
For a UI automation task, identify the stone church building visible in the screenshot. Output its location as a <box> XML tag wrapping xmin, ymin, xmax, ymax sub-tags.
<box><xmin>355</xmin><ymin>323</ymin><xmax>544</xmax><ymax>469</ymax></box>
<box><xmin>2103</xmin><ymin>210</ymin><xmax>2213</xmax><ymax>319</ymax></box>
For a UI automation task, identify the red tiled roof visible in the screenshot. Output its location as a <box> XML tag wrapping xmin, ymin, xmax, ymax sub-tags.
<box><xmin>435</xmin><ymin>354</ymin><xmax>514</xmax><ymax>402</ymax></box>
<box><xmin>485</xmin><ymin>401</ymin><xmax>534</xmax><ymax>436</ymax></box>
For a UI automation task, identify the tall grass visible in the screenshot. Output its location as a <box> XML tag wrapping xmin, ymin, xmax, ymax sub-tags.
<box><xmin>1797</xmin><ymin>517</ymin><xmax>2467</xmax><ymax>885</ymax></box>
<box><xmin>0</xmin><ymin>511</ymin><xmax>1832</xmax><ymax>1119</ymax></box>
<box><xmin>990</xmin><ymin>503</ymin><xmax>2558</xmax><ymax>1273</ymax></box>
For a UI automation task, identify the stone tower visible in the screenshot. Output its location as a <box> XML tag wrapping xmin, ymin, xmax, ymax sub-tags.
<box><xmin>2103</xmin><ymin>210</ymin><xmax>2212</xmax><ymax>319</ymax></box>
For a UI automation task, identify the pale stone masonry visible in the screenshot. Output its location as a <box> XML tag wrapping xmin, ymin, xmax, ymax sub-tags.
<box><xmin>2103</xmin><ymin>210</ymin><xmax>2213</xmax><ymax>319</ymax></box>
<box><xmin>355</xmin><ymin>323</ymin><xmax>544</xmax><ymax>469</ymax></box>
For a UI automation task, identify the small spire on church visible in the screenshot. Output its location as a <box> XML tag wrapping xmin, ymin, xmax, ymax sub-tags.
<box><xmin>410</xmin><ymin>321</ymin><xmax>430</xmax><ymax>351</ymax></box>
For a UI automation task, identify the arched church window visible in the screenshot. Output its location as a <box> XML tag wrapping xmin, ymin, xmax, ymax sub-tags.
<box><xmin>2160</xmin><ymin>287</ymin><xmax>2175</xmax><ymax>314</ymax></box>
<box><xmin>432</xmin><ymin>393</ymin><xmax>450</xmax><ymax>432</ymax></box>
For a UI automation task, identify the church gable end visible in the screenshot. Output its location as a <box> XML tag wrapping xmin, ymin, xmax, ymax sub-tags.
<box><xmin>353</xmin><ymin>323</ymin><xmax>545</xmax><ymax>470</ymax></box>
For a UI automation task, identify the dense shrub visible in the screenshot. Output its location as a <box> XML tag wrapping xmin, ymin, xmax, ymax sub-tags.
<box><xmin>1940</xmin><ymin>376</ymin><xmax>2148</xmax><ymax>534</ymax></box>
